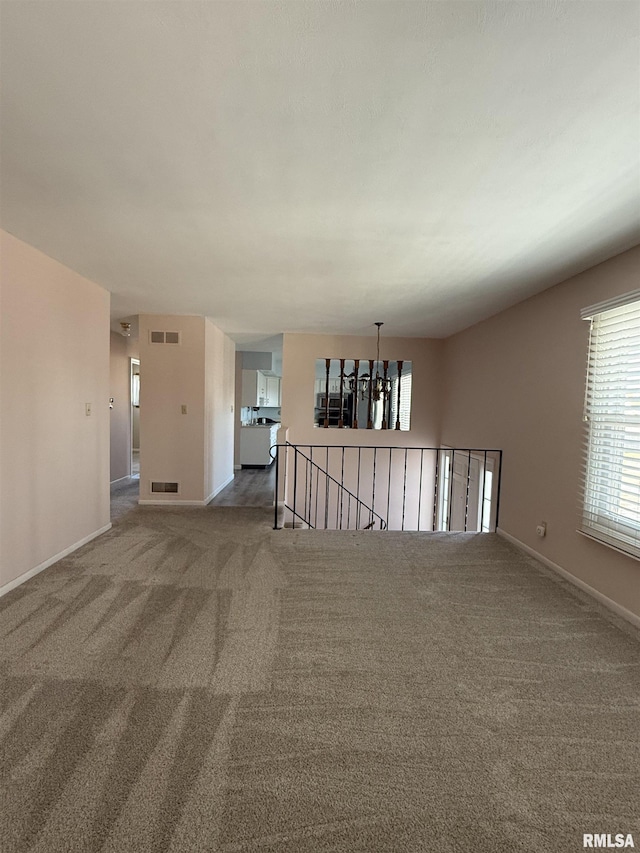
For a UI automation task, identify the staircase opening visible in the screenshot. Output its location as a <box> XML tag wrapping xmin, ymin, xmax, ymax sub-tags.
<box><xmin>272</xmin><ymin>444</ymin><xmax>502</xmax><ymax>532</ymax></box>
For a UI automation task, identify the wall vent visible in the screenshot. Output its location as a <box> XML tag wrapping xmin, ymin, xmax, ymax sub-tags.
<box><xmin>150</xmin><ymin>481</ymin><xmax>180</xmax><ymax>494</ymax></box>
<box><xmin>149</xmin><ymin>330</ymin><xmax>181</xmax><ymax>345</ymax></box>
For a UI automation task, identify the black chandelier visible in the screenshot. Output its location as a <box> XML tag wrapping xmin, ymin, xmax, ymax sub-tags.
<box><xmin>347</xmin><ymin>322</ymin><xmax>391</xmax><ymax>401</ymax></box>
<box><xmin>321</xmin><ymin>322</ymin><xmax>405</xmax><ymax>430</ymax></box>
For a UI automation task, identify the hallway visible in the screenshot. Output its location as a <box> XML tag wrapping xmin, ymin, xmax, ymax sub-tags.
<box><xmin>208</xmin><ymin>465</ymin><xmax>275</xmax><ymax>508</ymax></box>
<box><xmin>110</xmin><ymin>467</ymin><xmax>275</xmax><ymax>523</ymax></box>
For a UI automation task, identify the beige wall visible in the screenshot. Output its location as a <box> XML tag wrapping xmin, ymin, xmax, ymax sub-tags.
<box><xmin>280</xmin><ymin>333</ymin><xmax>444</xmax><ymax>530</ymax></box>
<box><xmin>109</xmin><ymin>332</ymin><xmax>131</xmax><ymax>482</ymax></box>
<box><xmin>0</xmin><ymin>230</ymin><xmax>111</xmax><ymax>591</ymax></box>
<box><xmin>138</xmin><ymin>315</ymin><xmax>207</xmax><ymax>503</ymax></box>
<box><xmin>234</xmin><ymin>351</ymin><xmax>243</xmax><ymax>468</ymax></box>
<box><xmin>441</xmin><ymin>245</ymin><xmax>640</xmax><ymax>619</ymax></box>
<box><xmin>3</xmin><ymin>227</ymin><xmax>637</xmax><ymax>616</ymax></box>
<box><xmin>204</xmin><ymin>319</ymin><xmax>235</xmax><ymax>500</ymax></box>
<box><xmin>282</xmin><ymin>333</ymin><xmax>443</xmax><ymax>447</ymax></box>
<box><xmin>138</xmin><ymin>314</ymin><xmax>235</xmax><ymax>504</ymax></box>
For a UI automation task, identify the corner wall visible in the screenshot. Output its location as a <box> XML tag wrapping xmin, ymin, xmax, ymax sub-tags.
<box><xmin>204</xmin><ymin>319</ymin><xmax>235</xmax><ymax>501</ymax></box>
<box><xmin>233</xmin><ymin>351</ymin><xmax>243</xmax><ymax>469</ymax></box>
<box><xmin>441</xmin><ymin>245</ymin><xmax>640</xmax><ymax>620</ymax></box>
<box><xmin>0</xmin><ymin>230</ymin><xmax>111</xmax><ymax>591</ymax></box>
<box><xmin>138</xmin><ymin>314</ymin><xmax>206</xmax><ymax>503</ymax></box>
<box><xmin>137</xmin><ymin>314</ymin><xmax>235</xmax><ymax>504</ymax></box>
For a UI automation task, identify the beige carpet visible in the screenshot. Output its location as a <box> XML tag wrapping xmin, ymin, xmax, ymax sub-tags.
<box><xmin>1</xmin><ymin>506</ymin><xmax>639</xmax><ymax>852</ymax></box>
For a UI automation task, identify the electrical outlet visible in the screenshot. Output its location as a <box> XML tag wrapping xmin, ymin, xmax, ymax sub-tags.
<box><xmin>536</xmin><ymin>522</ymin><xmax>547</xmax><ymax>538</ymax></box>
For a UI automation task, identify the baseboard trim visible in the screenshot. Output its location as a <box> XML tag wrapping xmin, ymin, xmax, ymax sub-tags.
<box><xmin>0</xmin><ymin>523</ymin><xmax>113</xmax><ymax>599</ymax></box>
<box><xmin>497</xmin><ymin>528</ymin><xmax>640</xmax><ymax>630</ymax></box>
<box><xmin>110</xmin><ymin>475</ymin><xmax>131</xmax><ymax>486</ymax></box>
<box><xmin>234</xmin><ymin>464</ymin><xmax>242</xmax><ymax>471</ymax></box>
<box><xmin>138</xmin><ymin>499</ymin><xmax>208</xmax><ymax>506</ymax></box>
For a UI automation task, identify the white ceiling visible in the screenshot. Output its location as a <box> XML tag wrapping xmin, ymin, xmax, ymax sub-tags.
<box><xmin>1</xmin><ymin>1</ymin><xmax>639</xmax><ymax>339</ymax></box>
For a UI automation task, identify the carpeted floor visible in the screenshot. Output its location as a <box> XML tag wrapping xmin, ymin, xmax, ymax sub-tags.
<box><xmin>1</xmin><ymin>506</ymin><xmax>639</xmax><ymax>852</ymax></box>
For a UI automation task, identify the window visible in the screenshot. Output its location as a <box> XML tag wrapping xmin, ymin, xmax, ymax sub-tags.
<box><xmin>390</xmin><ymin>365</ymin><xmax>412</xmax><ymax>431</ymax></box>
<box><xmin>581</xmin><ymin>291</ymin><xmax>640</xmax><ymax>558</ymax></box>
<box><xmin>313</xmin><ymin>359</ymin><xmax>412</xmax><ymax>429</ymax></box>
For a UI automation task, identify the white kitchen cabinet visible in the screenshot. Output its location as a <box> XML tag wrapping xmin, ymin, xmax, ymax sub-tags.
<box><xmin>314</xmin><ymin>378</ymin><xmax>343</xmax><ymax>395</ymax></box>
<box><xmin>241</xmin><ymin>370</ymin><xmax>268</xmax><ymax>407</ymax></box>
<box><xmin>266</xmin><ymin>376</ymin><xmax>281</xmax><ymax>407</ymax></box>
<box><xmin>242</xmin><ymin>371</ymin><xmax>282</xmax><ymax>407</ymax></box>
<box><xmin>240</xmin><ymin>424</ymin><xmax>280</xmax><ymax>467</ymax></box>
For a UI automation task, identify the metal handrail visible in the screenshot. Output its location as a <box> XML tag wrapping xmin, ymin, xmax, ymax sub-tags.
<box><xmin>271</xmin><ymin>442</ymin><xmax>387</xmax><ymax>530</ymax></box>
<box><xmin>287</xmin><ymin>443</ymin><xmax>387</xmax><ymax>530</ymax></box>
<box><xmin>272</xmin><ymin>444</ymin><xmax>503</xmax><ymax>452</ymax></box>
<box><xmin>271</xmin><ymin>443</ymin><xmax>503</xmax><ymax>533</ymax></box>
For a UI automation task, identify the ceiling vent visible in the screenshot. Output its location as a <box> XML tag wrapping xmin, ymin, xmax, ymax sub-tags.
<box><xmin>150</xmin><ymin>481</ymin><xmax>179</xmax><ymax>494</ymax></box>
<box><xmin>149</xmin><ymin>330</ymin><xmax>181</xmax><ymax>345</ymax></box>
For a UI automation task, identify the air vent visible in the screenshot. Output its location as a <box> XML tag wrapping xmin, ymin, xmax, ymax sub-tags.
<box><xmin>149</xmin><ymin>331</ymin><xmax>181</xmax><ymax>345</ymax></box>
<box><xmin>150</xmin><ymin>481</ymin><xmax>179</xmax><ymax>494</ymax></box>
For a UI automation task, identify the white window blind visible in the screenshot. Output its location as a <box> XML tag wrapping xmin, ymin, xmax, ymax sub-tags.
<box><xmin>581</xmin><ymin>294</ymin><xmax>640</xmax><ymax>558</ymax></box>
<box><xmin>390</xmin><ymin>366</ymin><xmax>412</xmax><ymax>431</ymax></box>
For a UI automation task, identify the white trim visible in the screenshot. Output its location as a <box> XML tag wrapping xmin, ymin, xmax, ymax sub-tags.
<box><xmin>0</xmin><ymin>523</ymin><xmax>112</xmax><ymax>599</ymax></box>
<box><xmin>138</xmin><ymin>499</ymin><xmax>208</xmax><ymax>506</ymax></box>
<box><xmin>110</xmin><ymin>475</ymin><xmax>132</xmax><ymax>486</ymax></box>
<box><xmin>577</xmin><ymin>527</ymin><xmax>640</xmax><ymax>563</ymax></box>
<box><xmin>497</xmin><ymin>528</ymin><xmax>640</xmax><ymax>630</ymax></box>
<box><xmin>580</xmin><ymin>288</ymin><xmax>640</xmax><ymax>319</ymax></box>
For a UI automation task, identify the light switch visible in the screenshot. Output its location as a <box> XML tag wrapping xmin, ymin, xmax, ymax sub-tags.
<box><xmin>85</xmin><ymin>403</ymin><xmax>92</xmax><ymax>417</ymax></box>
<box><xmin>181</xmin><ymin>404</ymin><xmax>188</xmax><ymax>415</ymax></box>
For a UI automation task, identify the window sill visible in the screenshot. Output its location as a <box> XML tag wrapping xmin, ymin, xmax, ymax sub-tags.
<box><xmin>577</xmin><ymin>528</ymin><xmax>640</xmax><ymax>563</ymax></box>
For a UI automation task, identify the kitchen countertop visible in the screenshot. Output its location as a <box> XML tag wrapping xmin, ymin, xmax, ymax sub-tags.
<box><xmin>241</xmin><ymin>423</ymin><xmax>280</xmax><ymax>429</ymax></box>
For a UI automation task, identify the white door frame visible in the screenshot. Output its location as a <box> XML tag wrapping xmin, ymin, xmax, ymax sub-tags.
<box><xmin>130</xmin><ymin>358</ymin><xmax>140</xmax><ymax>477</ymax></box>
<box><xmin>436</xmin><ymin>448</ymin><xmax>496</xmax><ymax>532</ymax></box>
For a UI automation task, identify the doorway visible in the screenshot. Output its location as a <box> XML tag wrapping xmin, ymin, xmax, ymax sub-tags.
<box><xmin>437</xmin><ymin>449</ymin><xmax>496</xmax><ymax>532</ymax></box>
<box><xmin>131</xmin><ymin>358</ymin><xmax>140</xmax><ymax>479</ymax></box>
